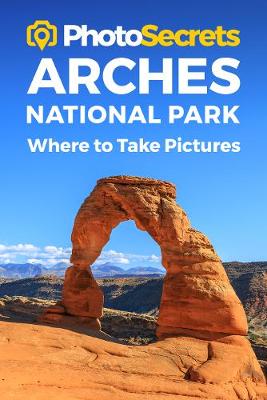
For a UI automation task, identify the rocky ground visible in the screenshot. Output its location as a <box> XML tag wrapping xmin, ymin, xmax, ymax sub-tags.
<box><xmin>0</xmin><ymin>293</ymin><xmax>266</xmax><ymax>377</ymax></box>
<box><xmin>0</xmin><ymin>295</ymin><xmax>156</xmax><ymax>344</ymax></box>
<box><xmin>0</xmin><ymin>319</ymin><xmax>266</xmax><ymax>400</ymax></box>
<box><xmin>0</xmin><ymin>262</ymin><xmax>266</xmax><ymax>377</ymax></box>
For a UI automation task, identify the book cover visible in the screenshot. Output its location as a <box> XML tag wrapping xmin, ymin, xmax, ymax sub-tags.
<box><xmin>0</xmin><ymin>0</ymin><xmax>266</xmax><ymax>398</ymax></box>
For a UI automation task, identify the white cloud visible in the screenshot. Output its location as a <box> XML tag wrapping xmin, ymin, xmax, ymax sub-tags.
<box><xmin>0</xmin><ymin>243</ymin><xmax>161</xmax><ymax>268</ymax></box>
<box><xmin>94</xmin><ymin>249</ymin><xmax>130</xmax><ymax>265</ymax></box>
<box><xmin>44</xmin><ymin>246</ymin><xmax>59</xmax><ymax>253</ymax></box>
<box><xmin>0</xmin><ymin>244</ymin><xmax>39</xmax><ymax>252</ymax></box>
<box><xmin>122</xmin><ymin>252</ymin><xmax>161</xmax><ymax>263</ymax></box>
<box><xmin>148</xmin><ymin>254</ymin><xmax>161</xmax><ymax>262</ymax></box>
<box><xmin>94</xmin><ymin>249</ymin><xmax>161</xmax><ymax>266</ymax></box>
<box><xmin>27</xmin><ymin>258</ymin><xmax>43</xmax><ymax>264</ymax></box>
<box><xmin>0</xmin><ymin>253</ymin><xmax>12</xmax><ymax>264</ymax></box>
<box><xmin>0</xmin><ymin>243</ymin><xmax>71</xmax><ymax>266</ymax></box>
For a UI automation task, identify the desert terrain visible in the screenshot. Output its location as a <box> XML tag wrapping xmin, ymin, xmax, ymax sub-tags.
<box><xmin>0</xmin><ymin>261</ymin><xmax>266</xmax><ymax>400</ymax></box>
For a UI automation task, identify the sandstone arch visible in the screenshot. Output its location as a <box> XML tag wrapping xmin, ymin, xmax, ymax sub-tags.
<box><xmin>52</xmin><ymin>176</ymin><xmax>247</xmax><ymax>339</ymax></box>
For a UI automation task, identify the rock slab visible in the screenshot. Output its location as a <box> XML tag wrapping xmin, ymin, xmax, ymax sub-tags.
<box><xmin>0</xmin><ymin>321</ymin><xmax>266</xmax><ymax>400</ymax></box>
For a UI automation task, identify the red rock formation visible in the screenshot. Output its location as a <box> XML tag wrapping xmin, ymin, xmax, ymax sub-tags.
<box><xmin>46</xmin><ymin>175</ymin><xmax>247</xmax><ymax>338</ymax></box>
<box><xmin>39</xmin><ymin>176</ymin><xmax>266</xmax><ymax>389</ymax></box>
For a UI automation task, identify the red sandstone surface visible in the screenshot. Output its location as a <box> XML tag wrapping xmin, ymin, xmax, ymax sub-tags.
<box><xmin>0</xmin><ymin>321</ymin><xmax>266</xmax><ymax>400</ymax></box>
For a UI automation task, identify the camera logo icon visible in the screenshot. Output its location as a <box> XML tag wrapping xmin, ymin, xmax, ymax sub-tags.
<box><xmin>26</xmin><ymin>20</ymin><xmax>57</xmax><ymax>50</ymax></box>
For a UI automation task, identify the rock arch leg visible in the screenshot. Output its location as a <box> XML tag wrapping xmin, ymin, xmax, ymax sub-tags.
<box><xmin>61</xmin><ymin>265</ymin><xmax>103</xmax><ymax>329</ymax></box>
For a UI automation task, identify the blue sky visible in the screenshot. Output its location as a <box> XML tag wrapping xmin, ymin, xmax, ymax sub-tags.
<box><xmin>0</xmin><ymin>0</ymin><xmax>267</xmax><ymax>266</ymax></box>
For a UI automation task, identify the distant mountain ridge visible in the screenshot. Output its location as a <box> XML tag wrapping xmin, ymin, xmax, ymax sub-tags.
<box><xmin>0</xmin><ymin>261</ymin><xmax>165</xmax><ymax>279</ymax></box>
<box><xmin>0</xmin><ymin>263</ymin><xmax>44</xmax><ymax>279</ymax></box>
<box><xmin>0</xmin><ymin>261</ymin><xmax>266</xmax><ymax>279</ymax></box>
<box><xmin>0</xmin><ymin>262</ymin><xmax>69</xmax><ymax>279</ymax></box>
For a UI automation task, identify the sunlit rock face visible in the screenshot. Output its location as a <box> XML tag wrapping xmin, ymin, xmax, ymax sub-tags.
<box><xmin>56</xmin><ymin>175</ymin><xmax>247</xmax><ymax>339</ymax></box>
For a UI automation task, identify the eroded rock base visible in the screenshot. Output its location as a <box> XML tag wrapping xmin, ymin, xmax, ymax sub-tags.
<box><xmin>0</xmin><ymin>321</ymin><xmax>266</xmax><ymax>400</ymax></box>
<box><xmin>39</xmin><ymin>303</ymin><xmax>101</xmax><ymax>331</ymax></box>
